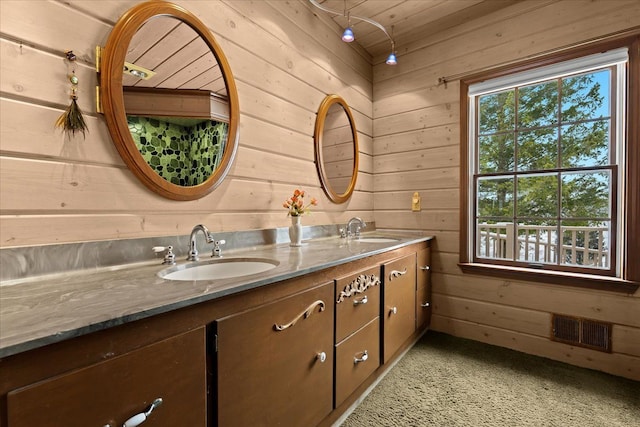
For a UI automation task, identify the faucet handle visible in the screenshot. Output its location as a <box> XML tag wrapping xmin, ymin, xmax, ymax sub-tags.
<box><xmin>212</xmin><ymin>240</ymin><xmax>226</xmax><ymax>258</ymax></box>
<box><xmin>152</xmin><ymin>246</ymin><xmax>176</xmax><ymax>265</ymax></box>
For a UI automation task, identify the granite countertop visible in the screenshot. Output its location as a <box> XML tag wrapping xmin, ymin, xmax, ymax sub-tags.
<box><xmin>0</xmin><ymin>232</ymin><xmax>431</xmax><ymax>359</ymax></box>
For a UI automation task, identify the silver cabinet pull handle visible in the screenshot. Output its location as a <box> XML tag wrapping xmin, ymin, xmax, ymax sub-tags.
<box><xmin>274</xmin><ymin>300</ymin><xmax>325</xmax><ymax>331</ymax></box>
<box><xmin>420</xmin><ymin>265</ymin><xmax>430</xmax><ymax>271</ymax></box>
<box><xmin>353</xmin><ymin>295</ymin><xmax>368</xmax><ymax>306</ymax></box>
<box><xmin>389</xmin><ymin>268</ymin><xmax>407</xmax><ymax>281</ymax></box>
<box><xmin>389</xmin><ymin>306</ymin><xmax>398</xmax><ymax>315</ymax></box>
<box><xmin>421</xmin><ymin>302</ymin><xmax>430</xmax><ymax>308</ymax></box>
<box><xmin>122</xmin><ymin>398</ymin><xmax>163</xmax><ymax>427</ymax></box>
<box><xmin>354</xmin><ymin>350</ymin><xmax>368</xmax><ymax>364</ymax></box>
<box><xmin>317</xmin><ymin>351</ymin><xmax>327</xmax><ymax>363</ymax></box>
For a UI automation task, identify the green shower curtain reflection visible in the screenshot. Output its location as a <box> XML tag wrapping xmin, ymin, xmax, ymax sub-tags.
<box><xmin>128</xmin><ymin>116</ymin><xmax>229</xmax><ymax>186</ymax></box>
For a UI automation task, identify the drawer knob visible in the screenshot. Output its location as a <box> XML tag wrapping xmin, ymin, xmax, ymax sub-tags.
<box><xmin>389</xmin><ymin>306</ymin><xmax>398</xmax><ymax>315</ymax></box>
<box><xmin>421</xmin><ymin>302</ymin><xmax>430</xmax><ymax>308</ymax></box>
<box><xmin>317</xmin><ymin>351</ymin><xmax>327</xmax><ymax>363</ymax></box>
<box><xmin>122</xmin><ymin>398</ymin><xmax>163</xmax><ymax>427</ymax></box>
<box><xmin>354</xmin><ymin>350</ymin><xmax>368</xmax><ymax>364</ymax></box>
<box><xmin>353</xmin><ymin>295</ymin><xmax>368</xmax><ymax>306</ymax></box>
<box><xmin>420</xmin><ymin>265</ymin><xmax>430</xmax><ymax>271</ymax></box>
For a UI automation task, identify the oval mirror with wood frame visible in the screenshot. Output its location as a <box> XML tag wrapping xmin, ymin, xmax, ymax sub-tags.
<box><xmin>314</xmin><ymin>94</ymin><xmax>359</xmax><ymax>204</ymax></box>
<box><xmin>100</xmin><ymin>1</ymin><xmax>239</xmax><ymax>200</ymax></box>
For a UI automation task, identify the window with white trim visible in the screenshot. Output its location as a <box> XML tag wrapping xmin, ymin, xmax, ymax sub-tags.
<box><xmin>462</xmin><ymin>43</ymin><xmax>638</xmax><ymax>285</ymax></box>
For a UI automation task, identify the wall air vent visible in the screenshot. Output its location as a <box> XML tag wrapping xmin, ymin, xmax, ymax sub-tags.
<box><xmin>552</xmin><ymin>314</ymin><xmax>612</xmax><ymax>352</ymax></box>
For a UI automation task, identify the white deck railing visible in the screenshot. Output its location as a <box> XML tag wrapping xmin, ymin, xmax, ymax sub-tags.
<box><xmin>477</xmin><ymin>222</ymin><xmax>609</xmax><ymax>268</ymax></box>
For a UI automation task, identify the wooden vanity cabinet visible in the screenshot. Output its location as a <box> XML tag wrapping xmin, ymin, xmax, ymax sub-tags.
<box><xmin>334</xmin><ymin>266</ymin><xmax>381</xmax><ymax>407</ymax></box>
<box><xmin>416</xmin><ymin>247</ymin><xmax>432</xmax><ymax>331</ymax></box>
<box><xmin>0</xmin><ymin>239</ymin><xmax>432</xmax><ymax>427</ymax></box>
<box><xmin>382</xmin><ymin>253</ymin><xmax>417</xmax><ymax>364</ymax></box>
<box><xmin>215</xmin><ymin>281</ymin><xmax>334</xmax><ymax>427</ymax></box>
<box><xmin>5</xmin><ymin>328</ymin><xmax>207</xmax><ymax>427</ymax></box>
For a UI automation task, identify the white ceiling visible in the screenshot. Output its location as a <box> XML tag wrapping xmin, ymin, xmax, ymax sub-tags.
<box><xmin>313</xmin><ymin>0</ymin><xmax>519</xmax><ymax>58</ymax></box>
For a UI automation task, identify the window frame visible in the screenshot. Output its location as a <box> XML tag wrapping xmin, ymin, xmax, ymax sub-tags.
<box><xmin>459</xmin><ymin>33</ymin><xmax>640</xmax><ymax>293</ymax></box>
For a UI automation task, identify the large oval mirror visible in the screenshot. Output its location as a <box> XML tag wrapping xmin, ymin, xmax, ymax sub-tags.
<box><xmin>100</xmin><ymin>1</ymin><xmax>239</xmax><ymax>200</ymax></box>
<box><xmin>314</xmin><ymin>95</ymin><xmax>359</xmax><ymax>204</ymax></box>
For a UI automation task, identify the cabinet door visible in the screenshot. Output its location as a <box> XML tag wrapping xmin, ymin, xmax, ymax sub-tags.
<box><xmin>216</xmin><ymin>281</ymin><xmax>334</xmax><ymax>427</ymax></box>
<box><xmin>416</xmin><ymin>246</ymin><xmax>432</xmax><ymax>330</ymax></box>
<box><xmin>7</xmin><ymin>328</ymin><xmax>207</xmax><ymax>427</ymax></box>
<box><xmin>382</xmin><ymin>253</ymin><xmax>416</xmax><ymax>364</ymax></box>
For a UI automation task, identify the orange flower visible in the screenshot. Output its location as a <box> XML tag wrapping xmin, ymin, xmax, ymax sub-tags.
<box><xmin>283</xmin><ymin>188</ymin><xmax>317</xmax><ymax>216</ymax></box>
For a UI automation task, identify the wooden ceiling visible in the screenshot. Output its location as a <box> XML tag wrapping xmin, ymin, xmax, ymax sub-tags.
<box><xmin>313</xmin><ymin>0</ymin><xmax>519</xmax><ymax>58</ymax></box>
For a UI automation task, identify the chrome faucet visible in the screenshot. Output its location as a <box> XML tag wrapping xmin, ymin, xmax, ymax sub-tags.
<box><xmin>346</xmin><ymin>217</ymin><xmax>366</xmax><ymax>239</ymax></box>
<box><xmin>187</xmin><ymin>224</ymin><xmax>214</xmax><ymax>261</ymax></box>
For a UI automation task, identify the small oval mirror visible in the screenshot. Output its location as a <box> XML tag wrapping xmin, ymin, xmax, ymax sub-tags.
<box><xmin>314</xmin><ymin>95</ymin><xmax>359</xmax><ymax>204</ymax></box>
<box><xmin>100</xmin><ymin>1</ymin><xmax>239</xmax><ymax>200</ymax></box>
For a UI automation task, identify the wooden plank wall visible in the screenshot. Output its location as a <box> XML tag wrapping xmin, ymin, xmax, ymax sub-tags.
<box><xmin>372</xmin><ymin>0</ymin><xmax>640</xmax><ymax>380</ymax></box>
<box><xmin>0</xmin><ymin>0</ymin><xmax>374</xmax><ymax>247</ymax></box>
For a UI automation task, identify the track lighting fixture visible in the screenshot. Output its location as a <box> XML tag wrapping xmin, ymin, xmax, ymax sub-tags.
<box><xmin>342</xmin><ymin>11</ymin><xmax>354</xmax><ymax>42</ymax></box>
<box><xmin>309</xmin><ymin>0</ymin><xmax>397</xmax><ymax>65</ymax></box>
<box><xmin>342</xmin><ymin>27</ymin><xmax>354</xmax><ymax>42</ymax></box>
<box><xmin>385</xmin><ymin>40</ymin><xmax>397</xmax><ymax>65</ymax></box>
<box><xmin>386</xmin><ymin>52</ymin><xmax>397</xmax><ymax>65</ymax></box>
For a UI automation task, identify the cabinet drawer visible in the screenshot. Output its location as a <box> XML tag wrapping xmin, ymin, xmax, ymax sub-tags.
<box><xmin>216</xmin><ymin>281</ymin><xmax>334</xmax><ymax>427</ymax></box>
<box><xmin>383</xmin><ymin>253</ymin><xmax>417</xmax><ymax>363</ymax></box>
<box><xmin>416</xmin><ymin>247</ymin><xmax>432</xmax><ymax>330</ymax></box>
<box><xmin>335</xmin><ymin>317</ymin><xmax>380</xmax><ymax>407</ymax></box>
<box><xmin>7</xmin><ymin>328</ymin><xmax>207</xmax><ymax>427</ymax></box>
<box><xmin>335</xmin><ymin>266</ymin><xmax>381</xmax><ymax>342</ymax></box>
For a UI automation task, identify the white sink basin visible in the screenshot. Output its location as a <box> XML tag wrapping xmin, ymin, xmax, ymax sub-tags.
<box><xmin>159</xmin><ymin>257</ymin><xmax>279</xmax><ymax>281</ymax></box>
<box><xmin>354</xmin><ymin>237</ymin><xmax>400</xmax><ymax>243</ymax></box>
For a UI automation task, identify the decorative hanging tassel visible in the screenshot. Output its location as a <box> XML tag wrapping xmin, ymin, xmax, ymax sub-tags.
<box><xmin>55</xmin><ymin>96</ymin><xmax>88</xmax><ymax>137</ymax></box>
<box><xmin>55</xmin><ymin>50</ymin><xmax>89</xmax><ymax>138</ymax></box>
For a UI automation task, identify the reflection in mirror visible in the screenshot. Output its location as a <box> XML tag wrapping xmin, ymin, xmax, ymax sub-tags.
<box><xmin>123</xmin><ymin>16</ymin><xmax>228</xmax><ymax>186</ymax></box>
<box><xmin>314</xmin><ymin>95</ymin><xmax>359</xmax><ymax>204</ymax></box>
<box><xmin>100</xmin><ymin>1</ymin><xmax>239</xmax><ymax>200</ymax></box>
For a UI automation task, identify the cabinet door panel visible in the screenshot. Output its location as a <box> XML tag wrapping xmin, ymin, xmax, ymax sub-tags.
<box><xmin>335</xmin><ymin>266</ymin><xmax>381</xmax><ymax>342</ymax></box>
<box><xmin>335</xmin><ymin>317</ymin><xmax>380</xmax><ymax>407</ymax></box>
<box><xmin>216</xmin><ymin>281</ymin><xmax>334</xmax><ymax>427</ymax></box>
<box><xmin>7</xmin><ymin>328</ymin><xmax>207</xmax><ymax>427</ymax></box>
<box><xmin>416</xmin><ymin>247</ymin><xmax>432</xmax><ymax>330</ymax></box>
<box><xmin>382</xmin><ymin>253</ymin><xmax>416</xmax><ymax>363</ymax></box>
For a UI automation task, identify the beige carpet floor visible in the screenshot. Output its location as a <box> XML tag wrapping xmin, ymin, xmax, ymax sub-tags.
<box><xmin>341</xmin><ymin>332</ymin><xmax>640</xmax><ymax>427</ymax></box>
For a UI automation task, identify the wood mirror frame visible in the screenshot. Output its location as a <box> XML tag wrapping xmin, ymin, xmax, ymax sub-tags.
<box><xmin>100</xmin><ymin>1</ymin><xmax>239</xmax><ymax>201</ymax></box>
<box><xmin>314</xmin><ymin>94</ymin><xmax>359</xmax><ymax>204</ymax></box>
